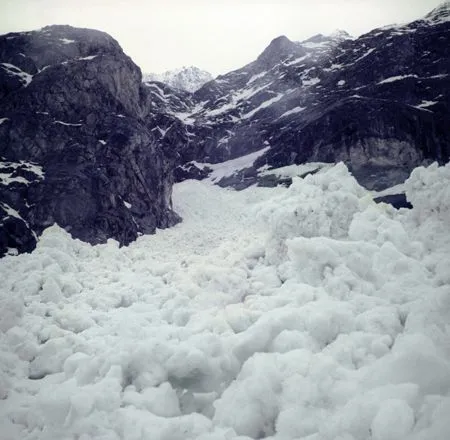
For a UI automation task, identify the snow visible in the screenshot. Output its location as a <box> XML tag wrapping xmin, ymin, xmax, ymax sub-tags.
<box><xmin>194</xmin><ymin>146</ymin><xmax>271</xmax><ymax>181</ymax></box>
<box><xmin>98</xmin><ymin>139</ymin><xmax>107</xmax><ymax>145</ymax></box>
<box><xmin>378</xmin><ymin>74</ymin><xmax>418</xmax><ymax>85</ymax></box>
<box><xmin>424</xmin><ymin>1</ymin><xmax>450</xmax><ymax>24</ymax></box>
<box><xmin>247</xmin><ymin>71</ymin><xmax>268</xmax><ymax>84</ymax></box>
<box><xmin>302</xmin><ymin>77</ymin><xmax>321</xmax><ymax>86</ymax></box>
<box><xmin>1</xmin><ymin>202</ymin><xmax>24</xmax><ymax>220</ymax></box>
<box><xmin>59</xmin><ymin>38</ymin><xmax>75</xmax><ymax>44</ymax></box>
<box><xmin>0</xmin><ymin>117</ymin><xmax>9</xmax><ymax>125</ymax></box>
<box><xmin>1</xmin><ymin>62</ymin><xmax>33</xmax><ymax>86</ymax></box>
<box><xmin>352</xmin><ymin>47</ymin><xmax>376</xmax><ymax>64</ymax></box>
<box><xmin>53</xmin><ymin>121</ymin><xmax>82</xmax><ymax>127</ymax></box>
<box><xmin>144</xmin><ymin>66</ymin><xmax>213</xmax><ymax>93</ymax></box>
<box><xmin>329</xmin><ymin>29</ymin><xmax>354</xmax><ymax>40</ymax></box>
<box><xmin>153</xmin><ymin>126</ymin><xmax>169</xmax><ymax>137</ymax></box>
<box><xmin>337</xmin><ymin>80</ymin><xmax>346</xmax><ymax>86</ymax></box>
<box><xmin>203</xmin><ymin>84</ymin><xmax>272</xmax><ymax>118</ymax></box>
<box><xmin>278</xmin><ymin>106</ymin><xmax>306</xmax><ymax>119</ymax></box>
<box><xmin>241</xmin><ymin>94</ymin><xmax>284</xmax><ymax>119</ymax></box>
<box><xmin>302</xmin><ymin>40</ymin><xmax>330</xmax><ymax>49</ymax></box>
<box><xmin>0</xmin><ymin>160</ymin><xmax>45</xmax><ymax>185</ymax></box>
<box><xmin>1</xmin><ymin>162</ymin><xmax>450</xmax><ymax>440</ymax></box>
<box><xmin>372</xmin><ymin>183</ymin><xmax>406</xmax><ymax>198</ymax></box>
<box><xmin>0</xmin><ymin>173</ymin><xmax>29</xmax><ymax>185</ymax></box>
<box><xmin>415</xmin><ymin>100</ymin><xmax>438</xmax><ymax>109</ymax></box>
<box><xmin>324</xmin><ymin>63</ymin><xmax>344</xmax><ymax>72</ymax></box>
<box><xmin>145</xmin><ymin>82</ymin><xmax>167</xmax><ymax>98</ymax></box>
<box><xmin>78</xmin><ymin>55</ymin><xmax>97</xmax><ymax>61</ymax></box>
<box><xmin>283</xmin><ymin>54</ymin><xmax>309</xmax><ymax>66</ymax></box>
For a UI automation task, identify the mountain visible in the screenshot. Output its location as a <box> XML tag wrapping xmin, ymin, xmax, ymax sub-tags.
<box><xmin>0</xmin><ymin>25</ymin><xmax>183</xmax><ymax>256</ymax></box>
<box><xmin>160</xmin><ymin>8</ymin><xmax>450</xmax><ymax>190</ymax></box>
<box><xmin>1</xmin><ymin>3</ymin><xmax>449</xmax><ymax>257</ymax></box>
<box><xmin>143</xmin><ymin>66</ymin><xmax>213</xmax><ymax>93</ymax></box>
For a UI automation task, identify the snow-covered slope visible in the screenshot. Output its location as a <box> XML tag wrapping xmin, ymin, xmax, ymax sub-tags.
<box><xmin>1</xmin><ymin>162</ymin><xmax>450</xmax><ymax>439</ymax></box>
<box><xmin>144</xmin><ymin>66</ymin><xmax>213</xmax><ymax>93</ymax></box>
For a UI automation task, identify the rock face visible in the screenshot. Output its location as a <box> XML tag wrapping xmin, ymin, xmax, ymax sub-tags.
<box><xmin>161</xmin><ymin>4</ymin><xmax>450</xmax><ymax>190</ymax></box>
<box><xmin>0</xmin><ymin>25</ymin><xmax>181</xmax><ymax>256</ymax></box>
<box><xmin>143</xmin><ymin>66</ymin><xmax>213</xmax><ymax>93</ymax></box>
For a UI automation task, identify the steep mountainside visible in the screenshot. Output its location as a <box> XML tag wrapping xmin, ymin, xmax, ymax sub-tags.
<box><xmin>158</xmin><ymin>5</ymin><xmax>450</xmax><ymax>190</ymax></box>
<box><xmin>143</xmin><ymin>66</ymin><xmax>213</xmax><ymax>93</ymax></box>
<box><xmin>0</xmin><ymin>25</ymin><xmax>182</xmax><ymax>256</ymax></box>
<box><xmin>1</xmin><ymin>3</ymin><xmax>449</xmax><ymax>256</ymax></box>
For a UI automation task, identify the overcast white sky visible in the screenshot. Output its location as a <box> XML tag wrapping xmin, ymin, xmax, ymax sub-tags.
<box><xmin>0</xmin><ymin>0</ymin><xmax>443</xmax><ymax>76</ymax></box>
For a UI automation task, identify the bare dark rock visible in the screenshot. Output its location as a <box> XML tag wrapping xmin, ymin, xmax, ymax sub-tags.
<box><xmin>0</xmin><ymin>25</ymin><xmax>181</xmax><ymax>256</ymax></box>
<box><xmin>373</xmin><ymin>194</ymin><xmax>413</xmax><ymax>210</ymax></box>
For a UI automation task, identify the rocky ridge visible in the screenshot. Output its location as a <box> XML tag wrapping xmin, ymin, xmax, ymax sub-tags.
<box><xmin>154</xmin><ymin>5</ymin><xmax>450</xmax><ymax>190</ymax></box>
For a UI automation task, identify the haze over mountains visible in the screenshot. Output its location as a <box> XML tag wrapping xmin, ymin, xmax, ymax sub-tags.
<box><xmin>0</xmin><ymin>2</ymin><xmax>449</xmax><ymax>255</ymax></box>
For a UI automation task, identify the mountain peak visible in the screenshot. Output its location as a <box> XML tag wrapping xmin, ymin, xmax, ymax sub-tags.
<box><xmin>328</xmin><ymin>29</ymin><xmax>354</xmax><ymax>40</ymax></box>
<box><xmin>143</xmin><ymin>66</ymin><xmax>213</xmax><ymax>93</ymax></box>
<box><xmin>257</xmin><ymin>35</ymin><xmax>303</xmax><ymax>66</ymax></box>
<box><xmin>425</xmin><ymin>1</ymin><xmax>450</xmax><ymax>23</ymax></box>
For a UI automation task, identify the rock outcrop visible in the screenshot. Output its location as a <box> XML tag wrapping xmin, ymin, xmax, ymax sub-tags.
<box><xmin>0</xmin><ymin>25</ymin><xmax>181</xmax><ymax>256</ymax></box>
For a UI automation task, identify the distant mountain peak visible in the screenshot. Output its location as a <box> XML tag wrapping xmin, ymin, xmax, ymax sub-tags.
<box><xmin>328</xmin><ymin>29</ymin><xmax>354</xmax><ymax>40</ymax></box>
<box><xmin>144</xmin><ymin>66</ymin><xmax>213</xmax><ymax>93</ymax></box>
<box><xmin>301</xmin><ymin>29</ymin><xmax>353</xmax><ymax>44</ymax></box>
<box><xmin>425</xmin><ymin>1</ymin><xmax>450</xmax><ymax>23</ymax></box>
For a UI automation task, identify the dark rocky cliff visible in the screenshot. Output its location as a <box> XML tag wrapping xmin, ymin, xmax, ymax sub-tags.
<box><xmin>0</xmin><ymin>25</ymin><xmax>181</xmax><ymax>256</ymax></box>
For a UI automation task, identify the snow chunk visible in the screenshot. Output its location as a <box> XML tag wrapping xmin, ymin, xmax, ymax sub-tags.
<box><xmin>1</xmin><ymin>162</ymin><xmax>450</xmax><ymax>440</ymax></box>
<box><xmin>405</xmin><ymin>162</ymin><xmax>450</xmax><ymax>224</ymax></box>
<box><xmin>0</xmin><ymin>117</ymin><xmax>9</xmax><ymax>125</ymax></box>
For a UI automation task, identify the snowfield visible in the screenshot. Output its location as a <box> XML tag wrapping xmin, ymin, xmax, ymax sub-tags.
<box><xmin>1</xmin><ymin>163</ymin><xmax>450</xmax><ymax>440</ymax></box>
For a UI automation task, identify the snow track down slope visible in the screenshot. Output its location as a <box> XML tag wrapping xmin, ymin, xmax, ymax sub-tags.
<box><xmin>1</xmin><ymin>163</ymin><xmax>450</xmax><ymax>440</ymax></box>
